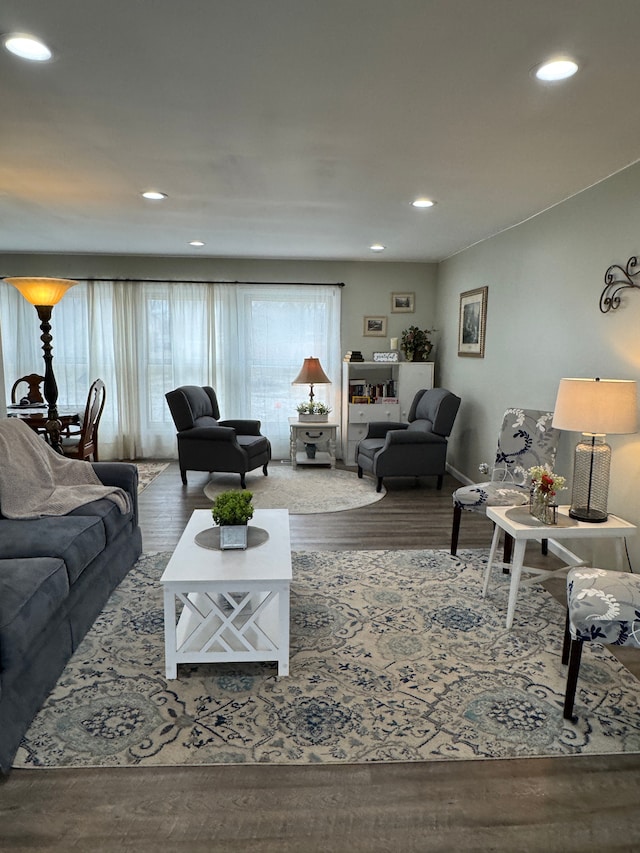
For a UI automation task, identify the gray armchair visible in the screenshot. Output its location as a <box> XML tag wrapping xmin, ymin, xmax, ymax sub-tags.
<box><xmin>356</xmin><ymin>388</ymin><xmax>461</xmax><ymax>492</ymax></box>
<box><xmin>165</xmin><ymin>385</ymin><xmax>271</xmax><ymax>487</ymax></box>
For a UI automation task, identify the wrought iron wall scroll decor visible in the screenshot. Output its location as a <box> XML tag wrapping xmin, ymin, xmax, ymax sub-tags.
<box><xmin>600</xmin><ymin>256</ymin><xmax>640</xmax><ymax>312</ymax></box>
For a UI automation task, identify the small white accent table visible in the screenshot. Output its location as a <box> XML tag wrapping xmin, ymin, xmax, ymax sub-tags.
<box><xmin>161</xmin><ymin>509</ymin><xmax>292</xmax><ymax>678</ymax></box>
<box><xmin>289</xmin><ymin>417</ymin><xmax>339</xmax><ymax>468</ymax></box>
<box><xmin>484</xmin><ymin>505</ymin><xmax>636</xmax><ymax>629</ymax></box>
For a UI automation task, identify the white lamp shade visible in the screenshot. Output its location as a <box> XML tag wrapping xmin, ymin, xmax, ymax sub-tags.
<box><xmin>552</xmin><ymin>378</ymin><xmax>638</xmax><ymax>435</ymax></box>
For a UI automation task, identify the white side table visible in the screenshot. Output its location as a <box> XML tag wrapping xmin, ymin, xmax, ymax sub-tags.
<box><xmin>483</xmin><ymin>505</ymin><xmax>637</xmax><ymax>629</ymax></box>
<box><xmin>289</xmin><ymin>417</ymin><xmax>339</xmax><ymax>469</ymax></box>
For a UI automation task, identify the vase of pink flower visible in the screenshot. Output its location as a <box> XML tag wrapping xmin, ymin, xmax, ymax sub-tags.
<box><xmin>528</xmin><ymin>465</ymin><xmax>566</xmax><ymax>525</ymax></box>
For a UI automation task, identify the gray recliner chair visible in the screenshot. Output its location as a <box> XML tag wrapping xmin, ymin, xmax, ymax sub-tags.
<box><xmin>356</xmin><ymin>387</ymin><xmax>461</xmax><ymax>492</ymax></box>
<box><xmin>165</xmin><ymin>385</ymin><xmax>271</xmax><ymax>487</ymax></box>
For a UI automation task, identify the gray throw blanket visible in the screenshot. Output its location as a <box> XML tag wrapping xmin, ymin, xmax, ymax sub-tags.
<box><xmin>0</xmin><ymin>418</ymin><xmax>130</xmax><ymax>518</ymax></box>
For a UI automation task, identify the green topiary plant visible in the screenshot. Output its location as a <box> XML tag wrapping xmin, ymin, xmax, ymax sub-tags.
<box><xmin>211</xmin><ymin>490</ymin><xmax>254</xmax><ymax>526</ymax></box>
<box><xmin>295</xmin><ymin>401</ymin><xmax>332</xmax><ymax>415</ymax></box>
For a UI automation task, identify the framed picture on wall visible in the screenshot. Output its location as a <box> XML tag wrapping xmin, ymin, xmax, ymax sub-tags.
<box><xmin>391</xmin><ymin>292</ymin><xmax>415</xmax><ymax>313</ymax></box>
<box><xmin>363</xmin><ymin>316</ymin><xmax>387</xmax><ymax>336</ymax></box>
<box><xmin>458</xmin><ymin>286</ymin><xmax>488</xmax><ymax>358</ymax></box>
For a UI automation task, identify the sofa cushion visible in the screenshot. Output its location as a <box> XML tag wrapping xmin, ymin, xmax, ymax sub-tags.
<box><xmin>413</xmin><ymin>394</ymin><xmax>435</xmax><ymax>426</ymax></box>
<box><xmin>0</xmin><ymin>516</ymin><xmax>106</xmax><ymax>585</ymax></box>
<box><xmin>355</xmin><ymin>438</ymin><xmax>382</xmax><ymax>462</ymax></box>
<box><xmin>67</xmin><ymin>497</ymin><xmax>133</xmax><ymax>542</ymax></box>
<box><xmin>400</xmin><ymin>425</ymin><xmax>446</xmax><ymax>443</ymax></box>
<box><xmin>192</xmin><ymin>415</ymin><xmax>220</xmax><ymax>429</ymax></box>
<box><xmin>407</xmin><ymin>420</ymin><xmax>432</xmax><ymax>434</ymax></box>
<box><xmin>0</xmin><ymin>557</ymin><xmax>69</xmax><ymax>670</ymax></box>
<box><xmin>236</xmin><ymin>434</ymin><xmax>270</xmax><ymax>458</ymax></box>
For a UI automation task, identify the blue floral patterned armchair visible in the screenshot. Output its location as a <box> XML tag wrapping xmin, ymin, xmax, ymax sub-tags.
<box><xmin>450</xmin><ymin>408</ymin><xmax>560</xmax><ymax>555</ymax></box>
<box><xmin>562</xmin><ymin>567</ymin><xmax>640</xmax><ymax>720</ymax></box>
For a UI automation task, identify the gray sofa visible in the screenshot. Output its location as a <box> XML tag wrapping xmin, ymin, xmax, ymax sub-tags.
<box><xmin>0</xmin><ymin>462</ymin><xmax>143</xmax><ymax>773</ymax></box>
<box><xmin>356</xmin><ymin>387</ymin><xmax>461</xmax><ymax>492</ymax></box>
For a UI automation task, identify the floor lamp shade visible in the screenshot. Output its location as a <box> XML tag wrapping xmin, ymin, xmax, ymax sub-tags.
<box><xmin>552</xmin><ymin>378</ymin><xmax>638</xmax><ymax>522</ymax></box>
<box><xmin>3</xmin><ymin>277</ymin><xmax>78</xmax><ymax>453</ymax></box>
<box><xmin>4</xmin><ymin>277</ymin><xmax>77</xmax><ymax>306</ymax></box>
<box><xmin>292</xmin><ymin>357</ymin><xmax>331</xmax><ymax>403</ymax></box>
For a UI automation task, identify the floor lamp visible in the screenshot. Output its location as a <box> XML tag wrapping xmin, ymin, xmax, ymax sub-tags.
<box><xmin>552</xmin><ymin>377</ymin><xmax>638</xmax><ymax>522</ymax></box>
<box><xmin>4</xmin><ymin>277</ymin><xmax>78</xmax><ymax>453</ymax></box>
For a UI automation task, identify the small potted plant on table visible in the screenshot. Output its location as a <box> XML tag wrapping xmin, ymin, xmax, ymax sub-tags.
<box><xmin>211</xmin><ymin>490</ymin><xmax>254</xmax><ymax>549</ymax></box>
<box><xmin>296</xmin><ymin>401</ymin><xmax>332</xmax><ymax>422</ymax></box>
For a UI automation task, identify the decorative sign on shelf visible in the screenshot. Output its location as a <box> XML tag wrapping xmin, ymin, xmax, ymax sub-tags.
<box><xmin>373</xmin><ymin>351</ymin><xmax>399</xmax><ymax>363</ymax></box>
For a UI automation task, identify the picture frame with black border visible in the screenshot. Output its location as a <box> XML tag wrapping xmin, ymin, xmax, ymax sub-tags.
<box><xmin>391</xmin><ymin>292</ymin><xmax>415</xmax><ymax>313</ymax></box>
<box><xmin>458</xmin><ymin>286</ymin><xmax>488</xmax><ymax>358</ymax></box>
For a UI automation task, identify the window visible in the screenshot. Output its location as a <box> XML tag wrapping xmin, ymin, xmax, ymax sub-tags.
<box><xmin>1</xmin><ymin>280</ymin><xmax>341</xmax><ymax>460</ymax></box>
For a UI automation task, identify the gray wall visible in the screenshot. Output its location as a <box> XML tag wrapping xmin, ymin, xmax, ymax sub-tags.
<box><xmin>436</xmin><ymin>160</ymin><xmax>640</xmax><ymax>569</ymax></box>
<box><xmin>0</xmin><ymin>255</ymin><xmax>437</xmax><ymax>365</ymax></box>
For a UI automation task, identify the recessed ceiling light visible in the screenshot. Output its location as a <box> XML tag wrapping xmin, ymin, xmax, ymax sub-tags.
<box><xmin>3</xmin><ymin>33</ymin><xmax>52</xmax><ymax>61</ymax></box>
<box><xmin>141</xmin><ymin>190</ymin><xmax>167</xmax><ymax>200</ymax></box>
<box><xmin>189</xmin><ymin>240</ymin><xmax>205</xmax><ymax>247</ymax></box>
<box><xmin>533</xmin><ymin>58</ymin><xmax>579</xmax><ymax>82</ymax></box>
<box><xmin>370</xmin><ymin>244</ymin><xmax>386</xmax><ymax>252</ymax></box>
<box><xmin>412</xmin><ymin>198</ymin><xmax>435</xmax><ymax>209</ymax></box>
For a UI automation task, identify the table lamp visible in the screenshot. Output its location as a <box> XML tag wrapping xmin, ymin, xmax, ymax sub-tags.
<box><xmin>552</xmin><ymin>377</ymin><xmax>637</xmax><ymax>522</ymax></box>
<box><xmin>292</xmin><ymin>357</ymin><xmax>331</xmax><ymax>404</ymax></box>
<box><xmin>3</xmin><ymin>276</ymin><xmax>78</xmax><ymax>453</ymax></box>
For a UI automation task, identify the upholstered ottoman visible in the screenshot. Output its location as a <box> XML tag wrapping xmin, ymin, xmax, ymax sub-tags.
<box><xmin>562</xmin><ymin>567</ymin><xmax>640</xmax><ymax>720</ymax></box>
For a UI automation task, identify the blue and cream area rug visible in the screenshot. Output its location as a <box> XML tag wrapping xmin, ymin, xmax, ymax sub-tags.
<box><xmin>14</xmin><ymin>549</ymin><xmax>640</xmax><ymax>768</ymax></box>
<box><xmin>135</xmin><ymin>461</ymin><xmax>170</xmax><ymax>493</ymax></box>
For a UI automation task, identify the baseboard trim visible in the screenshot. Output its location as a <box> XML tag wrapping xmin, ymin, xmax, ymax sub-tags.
<box><xmin>446</xmin><ymin>463</ymin><xmax>474</xmax><ymax>487</ymax></box>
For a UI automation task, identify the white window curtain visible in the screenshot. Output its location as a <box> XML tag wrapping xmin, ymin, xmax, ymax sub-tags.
<box><xmin>0</xmin><ymin>280</ymin><xmax>341</xmax><ymax>460</ymax></box>
<box><xmin>214</xmin><ymin>283</ymin><xmax>341</xmax><ymax>458</ymax></box>
<box><xmin>110</xmin><ymin>280</ymin><xmax>215</xmax><ymax>459</ymax></box>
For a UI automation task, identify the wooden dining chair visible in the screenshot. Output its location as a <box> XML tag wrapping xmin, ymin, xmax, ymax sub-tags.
<box><xmin>10</xmin><ymin>373</ymin><xmax>45</xmax><ymax>404</ymax></box>
<box><xmin>61</xmin><ymin>378</ymin><xmax>106</xmax><ymax>462</ymax></box>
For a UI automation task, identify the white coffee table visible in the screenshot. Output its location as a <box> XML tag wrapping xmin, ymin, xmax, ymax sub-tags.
<box><xmin>161</xmin><ymin>509</ymin><xmax>292</xmax><ymax>679</ymax></box>
<box><xmin>484</xmin><ymin>504</ymin><xmax>636</xmax><ymax>629</ymax></box>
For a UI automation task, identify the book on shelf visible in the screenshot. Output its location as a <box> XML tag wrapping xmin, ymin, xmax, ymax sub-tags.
<box><xmin>349</xmin><ymin>379</ymin><xmax>397</xmax><ymax>401</ymax></box>
<box><xmin>343</xmin><ymin>350</ymin><xmax>364</xmax><ymax>362</ymax></box>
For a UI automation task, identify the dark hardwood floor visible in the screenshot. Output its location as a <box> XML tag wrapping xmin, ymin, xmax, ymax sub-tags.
<box><xmin>139</xmin><ymin>461</ymin><xmax>499</xmax><ymax>553</ymax></box>
<box><xmin>2</xmin><ymin>461</ymin><xmax>639</xmax><ymax>852</ymax></box>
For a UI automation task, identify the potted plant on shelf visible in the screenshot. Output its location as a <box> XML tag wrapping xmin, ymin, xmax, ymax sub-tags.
<box><xmin>211</xmin><ymin>490</ymin><xmax>254</xmax><ymax>549</ymax></box>
<box><xmin>401</xmin><ymin>326</ymin><xmax>434</xmax><ymax>362</ymax></box>
<box><xmin>296</xmin><ymin>401</ymin><xmax>332</xmax><ymax>423</ymax></box>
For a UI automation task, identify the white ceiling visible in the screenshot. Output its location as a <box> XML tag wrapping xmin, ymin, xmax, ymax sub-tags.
<box><xmin>2</xmin><ymin>0</ymin><xmax>640</xmax><ymax>263</ymax></box>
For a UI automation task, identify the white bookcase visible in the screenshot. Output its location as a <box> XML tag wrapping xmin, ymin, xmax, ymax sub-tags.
<box><xmin>341</xmin><ymin>361</ymin><xmax>435</xmax><ymax>465</ymax></box>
